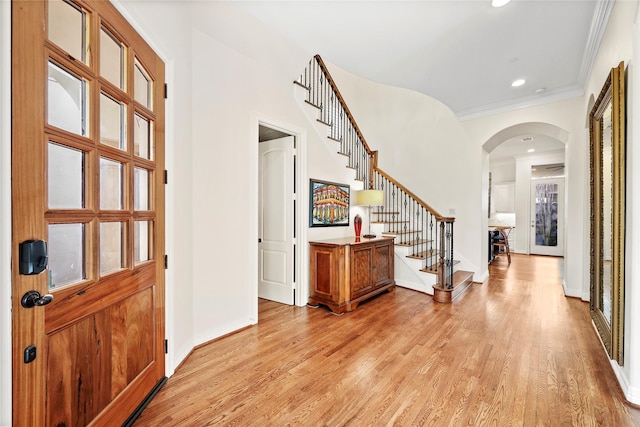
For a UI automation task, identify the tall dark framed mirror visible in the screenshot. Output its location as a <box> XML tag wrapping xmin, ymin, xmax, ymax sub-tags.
<box><xmin>589</xmin><ymin>61</ymin><xmax>625</xmax><ymax>365</ymax></box>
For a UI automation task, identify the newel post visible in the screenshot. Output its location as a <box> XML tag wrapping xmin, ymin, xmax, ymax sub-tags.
<box><xmin>368</xmin><ymin>151</ymin><xmax>378</xmax><ymax>189</ymax></box>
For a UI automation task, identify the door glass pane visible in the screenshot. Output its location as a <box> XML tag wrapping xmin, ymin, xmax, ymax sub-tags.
<box><xmin>48</xmin><ymin>223</ymin><xmax>85</xmax><ymax>290</ymax></box>
<box><xmin>48</xmin><ymin>142</ymin><xmax>84</xmax><ymax>209</ymax></box>
<box><xmin>100</xmin><ymin>157</ymin><xmax>122</xmax><ymax>210</ymax></box>
<box><xmin>100</xmin><ymin>27</ymin><xmax>124</xmax><ymax>89</ymax></box>
<box><xmin>534</xmin><ymin>183</ymin><xmax>559</xmax><ymax>247</ymax></box>
<box><xmin>100</xmin><ymin>93</ymin><xmax>126</xmax><ymax>150</ymax></box>
<box><xmin>134</xmin><ymin>221</ymin><xmax>151</xmax><ymax>264</ymax></box>
<box><xmin>100</xmin><ymin>222</ymin><xmax>124</xmax><ymax>275</ymax></box>
<box><xmin>134</xmin><ymin>114</ymin><xmax>153</xmax><ymax>160</ymax></box>
<box><xmin>48</xmin><ymin>61</ymin><xmax>88</xmax><ymax>136</ymax></box>
<box><xmin>48</xmin><ymin>0</ymin><xmax>87</xmax><ymax>63</ymax></box>
<box><xmin>134</xmin><ymin>167</ymin><xmax>149</xmax><ymax>211</ymax></box>
<box><xmin>134</xmin><ymin>60</ymin><xmax>151</xmax><ymax>109</ymax></box>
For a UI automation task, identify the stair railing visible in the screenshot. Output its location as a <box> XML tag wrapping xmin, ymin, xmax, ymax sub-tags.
<box><xmin>295</xmin><ymin>55</ymin><xmax>373</xmax><ymax>185</ymax></box>
<box><xmin>373</xmin><ymin>169</ymin><xmax>455</xmax><ymax>288</ymax></box>
<box><xmin>296</xmin><ymin>54</ymin><xmax>455</xmax><ymax>289</ymax></box>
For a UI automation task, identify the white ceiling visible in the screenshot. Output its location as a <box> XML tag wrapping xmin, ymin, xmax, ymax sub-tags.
<box><xmin>489</xmin><ymin>133</ymin><xmax>565</xmax><ymax>162</ymax></box>
<box><xmin>233</xmin><ymin>0</ymin><xmax>612</xmax><ymax>120</ymax></box>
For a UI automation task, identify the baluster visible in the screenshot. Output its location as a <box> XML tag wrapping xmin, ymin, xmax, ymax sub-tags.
<box><xmin>448</xmin><ymin>221</ymin><xmax>452</xmax><ymax>286</ymax></box>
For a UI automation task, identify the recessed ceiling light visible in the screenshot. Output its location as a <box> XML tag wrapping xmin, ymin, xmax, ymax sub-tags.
<box><xmin>527</xmin><ymin>148</ymin><xmax>535</xmax><ymax>153</ymax></box>
<box><xmin>535</xmin><ymin>88</ymin><xmax>546</xmax><ymax>94</ymax></box>
<box><xmin>492</xmin><ymin>0</ymin><xmax>511</xmax><ymax>7</ymax></box>
<box><xmin>512</xmin><ymin>79</ymin><xmax>526</xmax><ymax>87</ymax></box>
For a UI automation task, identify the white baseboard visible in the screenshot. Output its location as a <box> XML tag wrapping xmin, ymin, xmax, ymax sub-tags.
<box><xmin>561</xmin><ymin>279</ymin><xmax>582</xmax><ymax>298</ymax></box>
<box><xmin>475</xmin><ymin>270</ymin><xmax>489</xmax><ymax>283</ymax></box>
<box><xmin>395</xmin><ymin>279</ymin><xmax>433</xmax><ymax>295</ymax></box>
<box><xmin>610</xmin><ymin>362</ymin><xmax>640</xmax><ymax>405</ymax></box>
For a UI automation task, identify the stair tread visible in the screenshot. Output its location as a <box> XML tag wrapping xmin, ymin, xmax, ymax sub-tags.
<box><xmin>304</xmin><ymin>99</ymin><xmax>320</xmax><ymax>109</ymax></box>
<box><xmin>372</xmin><ymin>220</ymin><xmax>410</xmax><ymax>224</ymax></box>
<box><xmin>395</xmin><ymin>239</ymin><xmax>432</xmax><ymax>246</ymax></box>
<box><xmin>294</xmin><ymin>80</ymin><xmax>310</xmax><ymax>90</ymax></box>
<box><xmin>382</xmin><ymin>230</ymin><xmax>421</xmax><ymax>235</ymax></box>
<box><xmin>432</xmin><ymin>270</ymin><xmax>474</xmax><ymax>303</ymax></box>
<box><xmin>406</xmin><ymin>249</ymin><xmax>437</xmax><ymax>260</ymax></box>
<box><xmin>428</xmin><ymin>269</ymin><xmax>473</xmax><ymax>288</ymax></box>
<box><xmin>420</xmin><ymin>260</ymin><xmax>462</xmax><ymax>275</ymax></box>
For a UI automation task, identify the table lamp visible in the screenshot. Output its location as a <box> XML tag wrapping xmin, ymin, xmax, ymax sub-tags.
<box><xmin>353</xmin><ymin>189</ymin><xmax>384</xmax><ymax>238</ymax></box>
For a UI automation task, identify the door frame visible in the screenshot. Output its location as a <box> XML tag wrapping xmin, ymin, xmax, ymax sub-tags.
<box><xmin>252</xmin><ymin>116</ymin><xmax>308</xmax><ymax>322</ymax></box>
<box><xmin>0</xmin><ymin>0</ymin><xmax>12</xmax><ymax>421</ymax></box>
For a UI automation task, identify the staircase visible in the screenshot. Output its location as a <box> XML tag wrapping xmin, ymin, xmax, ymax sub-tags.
<box><xmin>295</xmin><ymin>55</ymin><xmax>474</xmax><ymax>303</ymax></box>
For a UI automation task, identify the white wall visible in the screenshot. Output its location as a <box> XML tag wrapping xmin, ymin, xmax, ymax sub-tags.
<box><xmin>490</xmin><ymin>159</ymin><xmax>516</xmax><ymax>183</ymax></box>
<box><xmin>0</xmin><ymin>0</ymin><xmax>11</xmax><ymax>423</ymax></box>
<box><xmin>120</xmin><ymin>1</ymin><xmax>364</xmax><ymax>351</ymax></box>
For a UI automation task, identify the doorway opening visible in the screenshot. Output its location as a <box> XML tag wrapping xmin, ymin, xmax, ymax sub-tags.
<box><xmin>530</xmin><ymin>164</ymin><xmax>565</xmax><ymax>256</ymax></box>
<box><xmin>257</xmin><ymin>123</ymin><xmax>307</xmax><ymax>309</ymax></box>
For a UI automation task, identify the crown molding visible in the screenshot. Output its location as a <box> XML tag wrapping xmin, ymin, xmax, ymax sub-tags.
<box><xmin>578</xmin><ymin>0</ymin><xmax>616</xmax><ymax>87</ymax></box>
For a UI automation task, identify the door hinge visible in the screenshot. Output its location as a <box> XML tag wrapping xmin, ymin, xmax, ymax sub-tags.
<box><xmin>164</xmin><ymin>339</ymin><xmax>168</xmax><ymax>354</ymax></box>
<box><xmin>164</xmin><ymin>170</ymin><xmax>168</xmax><ymax>184</ymax></box>
<box><xmin>164</xmin><ymin>255</ymin><xmax>168</xmax><ymax>269</ymax></box>
<box><xmin>164</xmin><ymin>83</ymin><xmax>168</xmax><ymax>99</ymax></box>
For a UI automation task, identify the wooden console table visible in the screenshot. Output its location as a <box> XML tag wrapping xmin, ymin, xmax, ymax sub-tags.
<box><xmin>309</xmin><ymin>236</ymin><xmax>395</xmax><ymax>313</ymax></box>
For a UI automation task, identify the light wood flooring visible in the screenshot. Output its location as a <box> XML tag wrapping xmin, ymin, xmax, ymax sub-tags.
<box><xmin>134</xmin><ymin>254</ymin><xmax>640</xmax><ymax>426</ymax></box>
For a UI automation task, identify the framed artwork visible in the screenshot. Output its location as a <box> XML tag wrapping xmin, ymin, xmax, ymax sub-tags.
<box><xmin>309</xmin><ymin>179</ymin><xmax>350</xmax><ymax>227</ymax></box>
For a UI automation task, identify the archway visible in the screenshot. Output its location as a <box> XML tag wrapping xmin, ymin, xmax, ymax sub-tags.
<box><xmin>482</xmin><ymin>122</ymin><xmax>569</xmax><ymax>262</ymax></box>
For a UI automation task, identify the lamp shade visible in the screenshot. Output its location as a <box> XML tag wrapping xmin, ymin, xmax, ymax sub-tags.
<box><xmin>353</xmin><ymin>189</ymin><xmax>384</xmax><ymax>207</ymax></box>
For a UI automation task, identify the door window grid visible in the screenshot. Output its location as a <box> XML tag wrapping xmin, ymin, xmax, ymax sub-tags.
<box><xmin>100</xmin><ymin>27</ymin><xmax>125</xmax><ymax>90</ymax></box>
<box><xmin>48</xmin><ymin>0</ymin><xmax>88</xmax><ymax>64</ymax></box>
<box><xmin>134</xmin><ymin>59</ymin><xmax>152</xmax><ymax>110</ymax></box>
<box><xmin>44</xmin><ymin>0</ymin><xmax>158</xmax><ymax>287</ymax></box>
<box><xmin>100</xmin><ymin>92</ymin><xmax>127</xmax><ymax>150</ymax></box>
<box><xmin>47</xmin><ymin>60</ymin><xmax>89</xmax><ymax>136</ymax></box>
<box><xmin>48</xmin><ymin>141</ymin><xmax>85</xmax><ymax>209</ymax></box>
<box><xmin>48</xmin><ymin>222</ymin><xmax>86</xmax><ymax>290</ymax></box>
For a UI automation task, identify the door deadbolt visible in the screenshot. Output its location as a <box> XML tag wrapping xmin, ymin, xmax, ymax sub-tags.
<box><xmin>21</xmin><ymin>291</ymin><xmax>53</xmax><ymax>309</ymax></box>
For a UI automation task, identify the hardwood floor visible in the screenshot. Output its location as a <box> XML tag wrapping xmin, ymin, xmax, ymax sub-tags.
<box><xmin>134</xmin><ymin>254</ymin><xmax>640</xmax><ymax>426</ymax></box>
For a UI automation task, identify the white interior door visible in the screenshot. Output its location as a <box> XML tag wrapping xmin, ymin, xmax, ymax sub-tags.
<box><xmin>530</xmin><ymin>178</ymin><xmax>564</xmax><ymax>256</ymax></box>
<box><xmin>259</xmin><ymin>136</ymin><xmax>294</xmax><ymax>304</ymax></box>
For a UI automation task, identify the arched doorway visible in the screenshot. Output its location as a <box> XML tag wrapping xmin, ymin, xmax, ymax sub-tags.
<box><xmin>482</xmin><ymin>122</ymin><xmax>568</xmax><ymax>260</ymax></box>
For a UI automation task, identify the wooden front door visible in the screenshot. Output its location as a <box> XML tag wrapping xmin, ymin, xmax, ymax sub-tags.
<box><xmin>11</xmin><ymin>1</ymin><xmax>165</xmax><ymax>425</ymax></box>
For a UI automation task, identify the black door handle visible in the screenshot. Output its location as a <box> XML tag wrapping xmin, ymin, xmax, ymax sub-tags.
<box><xmin>21</xmin><ymin>291</ymin><xmax>54</xmax><ymax>308</ymax></box>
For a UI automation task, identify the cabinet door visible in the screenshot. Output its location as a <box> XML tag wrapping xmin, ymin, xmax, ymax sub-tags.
<box><xmin>493</xmin><ymin>182</ymin><xmax>515</xmax><ymax>212</ymax></box>
<box><xmin>373</xmin><ymin>242</ymin><xmax>393</xmax><ymax>286</ymax></box>
<box><xmin>311</xmin><ymin>246</ymin><xmax>338</xmax><ymax>300</ymax></box>
<box><xmin>351</xmin><ymin>245</ymin><xmax>373</xmax><ymax>298</ymax></box>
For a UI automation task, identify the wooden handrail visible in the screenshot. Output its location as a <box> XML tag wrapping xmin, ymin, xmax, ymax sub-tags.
<box><xmin>314</xmin><ymin>55</ymin><xmax>374</xmax><ymax>157</ymax></box>
<box><xmin>374</xmin><ymin>166</ymin><xmax>454</xmax><ymax>223</ymax></box>
<box><xmin>314</xmin><ymin>55</ymin><xmax>452</xmax><ymax>224</ymax></box>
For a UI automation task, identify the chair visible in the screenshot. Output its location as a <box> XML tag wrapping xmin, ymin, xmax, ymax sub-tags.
<box><xmin>491</xmin><ymin>227</ymin><xmax>512</xmax><ymax>264</ymax></box>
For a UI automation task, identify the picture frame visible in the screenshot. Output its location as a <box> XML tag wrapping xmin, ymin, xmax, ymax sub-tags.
<box><xmin>309</xmin><ymin>179</ymin><xmax>350</xmax><ymax>227</ymax></box>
